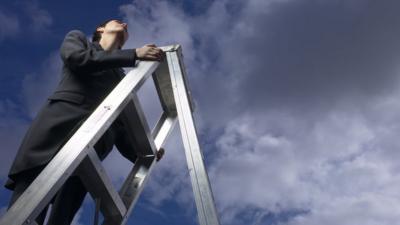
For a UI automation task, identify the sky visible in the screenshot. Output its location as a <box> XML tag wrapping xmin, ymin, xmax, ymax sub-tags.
<box><xmin>1</xmin><ymin>0</ymin><xmax>400</xmax><ymax>225</ymax></box>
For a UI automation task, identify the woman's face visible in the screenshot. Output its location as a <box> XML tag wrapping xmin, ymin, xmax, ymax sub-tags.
<box><xmin>103</xmin><ymin>19</ymin><xmax>129</xmax><ymax>48</ymax></box>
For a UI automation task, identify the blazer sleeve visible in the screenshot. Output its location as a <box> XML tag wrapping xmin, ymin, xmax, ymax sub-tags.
<box><xmin>60</xmin><ymin>30</ymin><xmax>137</xmax><ymax>73</ymax></box>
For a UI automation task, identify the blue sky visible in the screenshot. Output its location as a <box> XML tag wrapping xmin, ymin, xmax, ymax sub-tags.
<box><xmin>2</xmin><ymin>0</ymin><xmax>400</xmax><ymax>225</ymax></box>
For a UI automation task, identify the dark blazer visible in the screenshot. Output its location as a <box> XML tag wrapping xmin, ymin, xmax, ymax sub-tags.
<box><xmin>6</xmin><ymin>30</ymin><xmax>138</xmax><ymax>190</ymax></box>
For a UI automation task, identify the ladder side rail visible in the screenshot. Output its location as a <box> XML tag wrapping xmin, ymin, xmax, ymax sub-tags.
<box><xmin>167</xmin><ymin>50</ymin><xmax>221</xmax><ymax>225</ymax></box>
<box><xmin>0</xmin><ymin>61</ymin><xmax>160</xmax><ymax>225</ymax></box>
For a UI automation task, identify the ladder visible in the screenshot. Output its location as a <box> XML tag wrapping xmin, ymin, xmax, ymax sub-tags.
<box><xmin>0</xmin><ymin>45</ymin><xmax>220</xmax><ymax>225</ymax></box>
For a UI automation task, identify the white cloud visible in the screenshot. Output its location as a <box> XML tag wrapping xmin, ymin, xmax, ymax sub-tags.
<box><xmin>209</xmin><ymin>88</ymin><xmax>400</xmax><ymax>224</ymax></box>
<box><xmin>0</xmin><ymin>1</ymin><xmax>52</xmax><ymax>41</ymax></box>
<box><xmin>20</xmin><ymin>0</ymin><xmax>53</xmax><ymax>33</ymax></box>
<box><xmin>0</xmin><ymin>9</ymin><xmax>20</xmax><ymax>42</ymax></box>
<box><xmin>120</xmin><ymin>0</ymin><xmax>196</xmax><ymax>64</ymax></box>
<box><xmin>116</xmin><ymin>1</ymin><xmax>400</xmax><ymax>224</ymax></box>
<box><xmin>3</xmin><ymin>1</ymin><xmax>400</xmax><ymax>225</ymax></box>
<box><xmin>0</xmin><ymin>206</ymin><xmax>6</xmax><ymax>217</ymax></box>
<box><xmin>21</xmin><ymin>51</ymin><xmax>62</xmax><ymax>118</ymax></box>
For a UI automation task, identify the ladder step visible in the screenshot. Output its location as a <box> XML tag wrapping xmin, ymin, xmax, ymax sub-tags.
<box><xmin>119</xmin><ymin>156</ymin><xmax>153</xmax><ymax>206</ymax></box>
<box><xmin>152</xmin><ymin>112</ymin><xmax>177</xmax><ymax>149</ymax></box>
<box><xmin>101</xmin><ymin>156</ymin><xmax>154</xmax><ymax>225</ymax></box>
<box><xmin>77</xmin><ymin>148</ymin><xmax>127</xmax><ymax>223</ymax></box>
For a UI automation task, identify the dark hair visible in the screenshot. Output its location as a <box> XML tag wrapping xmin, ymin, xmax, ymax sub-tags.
<box><xmin>92</xmin><ymin>19</ymin><xmax>114</xmax><ymax>42</ymax></box>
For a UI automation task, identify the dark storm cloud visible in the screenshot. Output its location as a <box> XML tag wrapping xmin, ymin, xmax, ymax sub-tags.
<box><xmin>174</xmin><ymin>1</ymin><xmax>400</xmax><ymax>224</ymax></box>
<box><xmin>2</xmin><ymin>1</ymin><xmax>400</xmax><ymax>224</ymax></box>
<box><xmin>218</xmin><ymin>0</ymin><xmax>400</xmax><ymax>112</ymax></box>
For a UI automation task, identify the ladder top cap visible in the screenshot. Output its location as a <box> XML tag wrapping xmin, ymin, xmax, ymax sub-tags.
<box><xmin>159</xmin><ymin>44</ymin><xmax>181</xmax><ymax>52</ymax></box>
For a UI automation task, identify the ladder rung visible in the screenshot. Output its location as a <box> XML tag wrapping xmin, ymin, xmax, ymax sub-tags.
<box><xmin>152</xmin><ymin>112</ymin><xmax>177</xmax><ymax>149</ymax></box>
<box><xmin>101</xmin><ymin>156</ymin><xmax>154</xmax><ymax>225</ymax></box>
<box><xmin>77</xmin><ymin>148</ymin><xmax>127</xmax><ymax>222</ymax></box>
<box><xmin>119</xmin><ymin>157</ymin><xmax>153</xmax><ymax>207</ymax></box>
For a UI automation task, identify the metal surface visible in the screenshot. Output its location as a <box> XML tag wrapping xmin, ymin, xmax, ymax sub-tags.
<box><xmin>0</xmin><ymin>45</ymin><xmax>220</xmax><ymax>225</ymax></box>
<box><xmin>110</xmin><ymin>156</ymin><xmax>154</xmax><ymax>225</ymax></box>
<box><xmin>111</xmin><ymin>113</ymin><xmax>177</xmax><ymax>225</ymax></box>
<box><xmin>153</xmin><ymin>59</ymin><xmax>177</xmax><ymax>116</ymax></box>
<box><xmin>167</xmin><ymin>50</ymin><xmax>221</xmax><ymax>225</ymax></box>
<box><xmin>77</xmin><ymin>148</ymin><xmax>126</xmax><ymax>223</ymax></box>
<box><xmin>153</xmin><ymin>45</ymin><xmax>195</xmax><ymax>115</ymax></box>
<box><xmin>159</xmin><ymin>45</ymin><xmax>180</xmax><ymax>52</ymax></box>
<box><xmin>0</xmin><ymin>60</ymin><xmax>159</xmax><ymax>225</ymax></box>
<box><xmin>152</xmin><ymin>112</ymin><xmax>177</xmax><ymax>149</ymax></box>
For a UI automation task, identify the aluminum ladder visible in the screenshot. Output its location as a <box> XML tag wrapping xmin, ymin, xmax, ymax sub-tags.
<box><xmin>0</xmin><ymin>45</ymin><xmax>220</xmax><ymax>225</ymax></box>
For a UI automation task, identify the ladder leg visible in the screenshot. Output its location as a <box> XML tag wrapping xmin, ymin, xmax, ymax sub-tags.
<box><xmin>167</xmin><ymin>51</ymin><xmax>221</xmax><ymax>225</ymax></box>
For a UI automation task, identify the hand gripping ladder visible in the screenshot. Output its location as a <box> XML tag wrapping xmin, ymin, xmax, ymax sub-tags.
<box><xmin>0</xmin><ymin>45</ymin><xmax>220</xmax><ymax>225</ymax></box>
